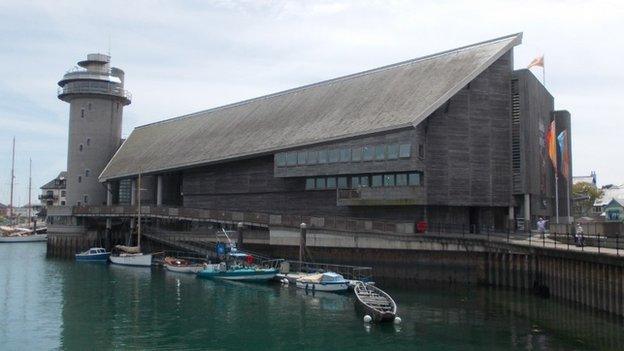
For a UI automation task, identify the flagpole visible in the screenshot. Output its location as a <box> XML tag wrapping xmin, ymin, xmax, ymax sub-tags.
<box><xmin>543</xmin><ymin>55</ymin><xmax>546</xmax><ymax>86</ymax></box>
<box><xmin>555</xmin><ymin>173</ymin><xmax>559</xmax><ymax>224</ymax></box>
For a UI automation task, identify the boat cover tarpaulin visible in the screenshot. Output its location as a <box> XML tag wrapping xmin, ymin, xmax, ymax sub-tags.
<box><xmin>115</xmin><ymin>245</ymin><xmax>141</xmax><ymax>254</ymax></box>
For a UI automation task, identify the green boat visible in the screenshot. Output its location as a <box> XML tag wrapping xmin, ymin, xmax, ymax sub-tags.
<box><xmin>196</xmin><ymin>264</ymin><xmax>278</xmax><ymax>281</ymax></box>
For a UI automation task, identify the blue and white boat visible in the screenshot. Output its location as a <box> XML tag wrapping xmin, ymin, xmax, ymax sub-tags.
<box><xmin>75</xmin><ymin>247</ymin><xmax>110</xmax><ymax>262</ymax></box>
<box><xmin>296</xmin><ymin>272</ymin><xmax>350</xmax><ymax>292</ymax></box>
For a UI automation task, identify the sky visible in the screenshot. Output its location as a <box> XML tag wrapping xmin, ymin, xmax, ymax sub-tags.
<box><xmin>1</xmin><ymin>0</ymin><xmax>623</xmax><ymax>206</ymax></box>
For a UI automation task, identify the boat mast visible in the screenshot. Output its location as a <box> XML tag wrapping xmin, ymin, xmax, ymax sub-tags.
<box><xmin>28</xmin><ymin>158</ymin><xmax>32</xmax><ymax>225</ymax></box>
<box><xmin>9</xmin><ymin>137</ymin><xmax>15</xmax><ymax>225</ymax></box>
<box><xmin>137</xmin><ymin>169</ymin><xmax>141</xmax><ymax>249</ymax></box>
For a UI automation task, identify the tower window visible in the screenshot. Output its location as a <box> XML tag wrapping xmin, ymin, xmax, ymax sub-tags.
<box><xmin>79</xmin><ymin>144</ymin><xmax>83</xmax><ymax>152</ymax></box>
<box><xmin>78</xmin><ymin>176</ymin><xmax>82</xmax><ymax>183</ymax></box>
<box><xmin>88</xmin><ymin>103</ymin><xmax>92</xmax><ymax>110</ymax></box>
<box><xmin>81</xmin><ymin>109</ymin><xmax>85</xmax><ymax>118</ymax></box>
<box><xmin>85</xmin><ymin>169</ymin><xmax>90</xmax><ymax>177</ymax></box>
<box><xmin>86</xmin><ymin>138</ymin><xmax>91</xmax><ymax>146</ymax></box>
<box><xmin>83</xmin><ymin>195</ymin><xmax>89</xmax><ymax>204</ymax></box>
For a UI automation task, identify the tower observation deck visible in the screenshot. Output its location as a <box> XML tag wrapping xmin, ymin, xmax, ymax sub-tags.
<box><xmin>58</xmin><ymin>53</ymin><xmax>131</xmax><ymax>206</ymax></box>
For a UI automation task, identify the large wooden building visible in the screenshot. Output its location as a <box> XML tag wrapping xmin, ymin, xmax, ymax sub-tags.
<box><xmin>88</xmin><ymin>33</ymin><xmax>571</xmax><ymax>233</ymax></box>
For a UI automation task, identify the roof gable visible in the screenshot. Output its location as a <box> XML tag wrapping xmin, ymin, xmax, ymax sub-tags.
<box><xmin>100</xmin><ymin>33</ymin><xmax>522</xmax><ymax>181</ymax></box>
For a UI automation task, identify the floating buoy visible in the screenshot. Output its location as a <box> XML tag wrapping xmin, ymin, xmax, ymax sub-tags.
<box><xmin>394</xmin><ymin>317</ymin><xmax>402</xmax><ymax>324</ymax></box>
<box><xmin>363</xmin><ymin>315</ymin><xmax>372</xmax><ymax>323</ymax></box>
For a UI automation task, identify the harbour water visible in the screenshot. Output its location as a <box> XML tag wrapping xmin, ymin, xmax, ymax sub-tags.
<box><xmin>1</xmin><ymin>243</ymin><xmax>623</xmax><ymax>350</ymax></box>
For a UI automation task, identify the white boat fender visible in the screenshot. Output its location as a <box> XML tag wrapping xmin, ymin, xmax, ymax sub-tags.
<box><xmin>394</xmin><ymin>317</ymin><xmax>402</xmax><ymax>325</ymax></box>
<box><xmin>363</xmin><ymin>315</ymin><xmax>372</xmax><ymax>323</ymax></box>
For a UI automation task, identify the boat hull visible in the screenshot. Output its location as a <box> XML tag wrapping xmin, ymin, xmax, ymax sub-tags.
<box><xmin>76</xmin><ymin>253</ymin><xmax>110</xmax><ymax>262</ymax></box>
<box><xmin>354</xmin><ymin>283</ymin><xmax>397</xmax><ymax>323</ymax></box>
<box><xmin>110</xmin><ymin>253</ymin><xmax>152</xmax><ymax>267</ymax></box>
<box><xmin>164</xmin><ymin>264</ymin><xmax>203</xmax><ymax>274</ymax></box>
<box><xmin>296</xmin><ymin>281</ymin><xmax>349</xmax><ymax>292</ymax></box>
<box><xmin>0</xmin><ymin>234</ymin><xmax>47</xmax><ymax>243</ymax></box>
<box><xmin>197</xmin><ymin>268</ymin><xmax>278</xmax><ymax>281</ymax></box>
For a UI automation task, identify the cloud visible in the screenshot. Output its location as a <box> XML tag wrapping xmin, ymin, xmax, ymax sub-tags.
<box><xmin>0</xmin><ymin>0</ymin><xmax>623</xmax><ymax>205</ymax></box>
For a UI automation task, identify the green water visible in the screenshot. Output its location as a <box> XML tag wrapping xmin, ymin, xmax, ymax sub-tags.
<box><xmin>1</xmin><ymin>244</ymin><xmax>623</xmax><ymax>350</ymax></box>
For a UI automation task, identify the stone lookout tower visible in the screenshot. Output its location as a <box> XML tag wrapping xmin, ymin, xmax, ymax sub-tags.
<box><xmin>58</xmin><ymin>53</ymin><xmax>131</xmax><ymax>206</ymax></box>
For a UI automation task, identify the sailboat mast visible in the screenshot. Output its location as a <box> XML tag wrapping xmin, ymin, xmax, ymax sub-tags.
<box><xmin>9</xmin><ymin>137</ymin><xmax>15</xmax><ymax>224</ymax></box>
<box><xmin>28</xmin><ymin>158</ymin><xmax>32</xmax><ymax>224</ymax></box>
<box><xmin>137</xmin><ymin>170</ymin><xmax>141</xmax><ymax>248</ymax></box>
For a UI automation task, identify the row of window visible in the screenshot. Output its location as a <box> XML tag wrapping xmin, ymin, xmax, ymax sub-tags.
<box><xmin>77</xmin><ymin>170</ymin><xmax>91</xmax><ymax>183</ymax></box>
<box><xmin>276</xmin><ymin>143</ymin><xmax>416</xmax><ymax>167</ymax></box>
<box><xmin>305</xmin><ymin>172</ymin><xmax>422</xmax><ymax>190</ymax></box>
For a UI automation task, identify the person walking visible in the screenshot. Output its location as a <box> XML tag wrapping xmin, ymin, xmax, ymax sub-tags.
<box><xmin>537</xmin><ymin>217</ymin><xmax>548</xmax><ymax>238</ymax></box>
<box><xmin>575</xmin><ymin>223</ymin><xmax>585</xmax><ymax>247</ymax></box>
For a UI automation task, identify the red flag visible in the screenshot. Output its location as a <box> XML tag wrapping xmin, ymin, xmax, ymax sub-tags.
<box><xmin>528</xmin><ymin>55</ymin><xmax>544</xmax><ymax>69</ymax></box>
<box><xmin>546</xmin><ymin>120</ymin><xmax>557</xmax><ymax>169</ymax></box>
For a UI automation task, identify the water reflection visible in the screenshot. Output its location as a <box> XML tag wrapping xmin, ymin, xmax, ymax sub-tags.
<box><xmin>2</xmin><ymin>243</ymin><xmax>623</xmax><ymax>350</ymax></box>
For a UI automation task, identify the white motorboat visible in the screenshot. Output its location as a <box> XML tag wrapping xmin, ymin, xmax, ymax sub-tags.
<box><xmin>296</xmin><ymin>272</ymin><xmax>350</xmax><ymax>292</ymax></box>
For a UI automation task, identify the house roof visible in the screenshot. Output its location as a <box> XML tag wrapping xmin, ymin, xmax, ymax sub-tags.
<box><xmin>595</xmin><ymin>185</ymin><xmax>624</xmax><ymax>206</ymax></box>
<box><xmin>40</xmin><ymin>171</ymin><xmax>67</xmax><ymax>190</ymax></box>
<box><xmin>99</xmin><ymin>33</ymin><xmax>522</xmax><ymax>181</ymax></box>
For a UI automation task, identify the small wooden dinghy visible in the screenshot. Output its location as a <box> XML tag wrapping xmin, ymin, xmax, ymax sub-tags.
<box><xmin>163</xmin><ymin>256</ymin><xmax>203</xmax><ymax>273</ymax></box>
<box><xmin>354</xmin><ymin>282</ymin><xmax>397</xmax><ymax>323</ymax></box>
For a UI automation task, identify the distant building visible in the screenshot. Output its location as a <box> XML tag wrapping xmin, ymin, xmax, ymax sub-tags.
<box><xmin>604</xmin><ymin>198</ymin><xmax>624</xmax><ymax>222</ymax></box>
<box><xmin>0</xmin><ymin>203</ymin><xmax>7</xmax><ymax>217</ymax></box>
<box><xmin>573</xmin><ymin>171</ymin><xmax>597</xmax><ymax>188</ymax></box>
<box><xmin>593</xmin><ymin>184</ymin><xmax>624</xmax><ymax>216</ymax></box>
<box><xmin>40</xmin><ymin>171</ymin><xmax>67</xmax><ymax>206</ymax></box>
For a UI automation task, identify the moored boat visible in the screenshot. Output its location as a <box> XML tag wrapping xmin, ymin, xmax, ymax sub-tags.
<box><xmin>197</xmin><ymin>262</ymin><xmax>278</xmax><ymax>281</ymax></box>
<box><xmin>0</xmin><ymin>230</ymin><xmax>47</xmax><ymax>243</ymax></box>
<box><xmin>163</xmin><ymin>256</ymin><xmax>203</xmax><ymax>273</ymax></box>
<box><xmin>110</xmin><ymin>245</ymin><xmax>152</xmax><ymax>267</ymax></box>
<box><xmin>354</xmin><ymin>282</ymin><xmax>397</xmax><ymax>323</ymax></box>
<box><xmin>296</xmin><ymin>272</ymin><xmax>350</xmax><ymax>293</ymax></box>
<box><xmin>75</xmin><ymin>247</ymin><xmax>110</xmax><ymax>262</ymax></box>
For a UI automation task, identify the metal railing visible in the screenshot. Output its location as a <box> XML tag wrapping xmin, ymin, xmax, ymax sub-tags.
<box><xmin>57</xmin><ymin>83</ymin><xmax>131</xmax><ymax>101</ymax></box>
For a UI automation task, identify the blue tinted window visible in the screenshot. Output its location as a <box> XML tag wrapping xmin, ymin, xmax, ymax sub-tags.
<box><xmin>326</xmin><ymin>177</ymin><xmax>336</xmax><ymax>188</ymax></box>
<box><xmin>318</xmin><ymin>150</ymin><xmax>328</xmax><ymax>164</ymax></box>
<box><xmin>338</xmin><ymin>177</ymin><xmax>348</xmax><ymax>188</ymax></box>
<box><xmin>384</xmin><ymin>174</ymin><xmax>395</xmax><ymax>186</ymax></box>
<box><xmin>372</xmin><ymin>175</ymin><xmax>382</xmax><ymax>187</ymax></box>
<box><xmin>396</xmin><ymin>173</ymin><xmax>408</xmax><ymax>186</ymax></box>
<box><xmin>287</xmin><ymin>152</ymin><xmax>297</xmax><ymax>166</ymax></box>
<box><xmin>360</xmin><ymin>176</ymin><xmax>368</xmax><ymax>188</ymax></box>
<box><xmin>352</xmin><ymin>147</ymin><xmax>362</xmax><ymax>161</ymax></box>
<box><xmin>329</xmin><ymin>149</ymin><xmax>339</xmax><ymax>163</ymax></box>
<box><xmin>305</xmin><ymin>178</ymin><xmax>315</xmax><ymax>190</ymax></box>
<box><xmin>409</xmin><ymin>172</ymin><xmax>420</xmax><ymax>186</ymax></box>
<box><xmin>316</xmin><ymin>178</ymin><xmax>326</xmax><ymax>189</ymax></box>
<box><xmin>276</xmin><ymin>153</ymin><xmax>286</xmax><ymax>166</ymax></box>
<box><xmin>375</xmin><ymin>145</ymin><xmax>385</xmax><ymax>160</ymax></box>
<box><xmin>399</xmin><ymin>144</ymin><xmax>411</xmax><ymax>158</ymax></box>
<box><xmin>307</xmin><ymin>151</ymin><xmax>318</xmax><ymax>165</ymax></box>
<box><xmin>387</xmin><ymin>144</ymin><xmax>398</xmax><ymax>159</ymax></box>
<box><xmin>363</xmin><ymin>146</ymin><xmax>373</xmax><ymax>161</ymax></box>
<box><xmin>340</xmin><ymin>149</ymin><xmax>351</xmax><ymax>162</ymax></box>
<box><xmin>297</xmin><ymin>151</ymin><xmax>306</xmax><ymax>165</ymax></box>
<box><xmin>351</xmin><ymin>176</ymin><xmax>360</xmax><ymax>188</ymax></box>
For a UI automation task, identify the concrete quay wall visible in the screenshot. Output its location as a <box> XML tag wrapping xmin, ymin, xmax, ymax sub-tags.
<box><xmin>248</xmin><ymin>227</ymin><xmax>624</xmax><ymax>317</ymax></box>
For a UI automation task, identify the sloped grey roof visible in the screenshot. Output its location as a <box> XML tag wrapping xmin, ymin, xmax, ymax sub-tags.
<box><xmin>100</xmin><ymin>33</ymin><xmax>522</xmax><ymax>181</ymax></box>
<box><xmin>40</xmin><ymin>171</ymin><xmax>67</xmax><ymax>190</ymax></box>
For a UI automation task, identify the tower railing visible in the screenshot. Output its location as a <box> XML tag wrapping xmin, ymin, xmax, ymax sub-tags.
<box><xmin>57</xmin><ymin>84</ymin><xmax>132</xmax><ymax>101</ymax></box>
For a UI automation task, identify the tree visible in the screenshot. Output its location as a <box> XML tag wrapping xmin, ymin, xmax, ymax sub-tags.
<box><xmin>572</xmin><ymin>182</ymin><xmax>603</xmax><ymax>218</ymax></box>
